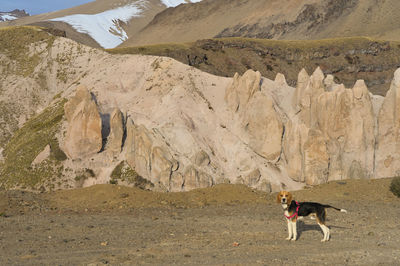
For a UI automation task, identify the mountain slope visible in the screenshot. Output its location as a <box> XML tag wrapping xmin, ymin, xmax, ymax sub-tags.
<box><xmin>122</xmin><ymin>0</ymin><xmax>400</xmax><ymax>47</ymax></box>
<box><xmin>0</xmin><ymin>0</ymin><xmax>202</xmax><ymax>49</ymax></box>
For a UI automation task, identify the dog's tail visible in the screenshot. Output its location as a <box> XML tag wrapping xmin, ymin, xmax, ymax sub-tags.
<box><xmin>323</xmin><ymin>205</ymin><xmax>347</xmax><ymax>213</ymax></box>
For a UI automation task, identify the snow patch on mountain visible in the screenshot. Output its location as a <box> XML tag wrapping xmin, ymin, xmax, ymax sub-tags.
<box><xmin>160</xmin><ymin>0</ymin><xmax>202</xmax><ymax>8</ymax></box>
<box><xmin>51</xmin><ymin>1</ymin><xmax>147</xmax><ymax>49</ymax></box>
<box><xmin>0</xmin><ymin>14</ymin><xmax>18</xmax><ymax>21</ymax></box>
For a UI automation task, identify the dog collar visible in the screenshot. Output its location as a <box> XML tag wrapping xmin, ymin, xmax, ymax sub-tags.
<box><xmin>284</xmin><ymin>201</ymin><xmax>300</xmax><ymax>219</ymax></box>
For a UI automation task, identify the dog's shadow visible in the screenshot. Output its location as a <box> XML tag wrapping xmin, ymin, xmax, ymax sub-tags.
<box><xmin>296</xmin><ymin>220</ymin><xmax>350</xmax><ymax>239</ymax></box>
<box><xmin>297</xmin><ymin>221</ymin><xmax>323</xmax><ymax>238</ymax></box>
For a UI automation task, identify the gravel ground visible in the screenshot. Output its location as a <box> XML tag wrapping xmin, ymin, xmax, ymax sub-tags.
<box><xmin>0</xmin><ymin>179</ymin><xmax>399</xmax><ymax>265</ymax></box>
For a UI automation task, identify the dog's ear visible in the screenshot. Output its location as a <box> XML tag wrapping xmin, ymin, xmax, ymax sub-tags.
<box><xmin>276</xmin><ymin>192</ymin><xmax>282</xmax><ymax>203</ymax></box>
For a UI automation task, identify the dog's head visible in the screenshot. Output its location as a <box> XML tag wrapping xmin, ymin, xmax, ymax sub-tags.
<box><xmin>277</xmin><ymin>191</ymin><xmax>293</xmax><ymax>205</ymax></box>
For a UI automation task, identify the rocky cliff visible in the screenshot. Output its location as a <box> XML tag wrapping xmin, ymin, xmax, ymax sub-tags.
<box><xmin>1</xmin><ymin>27</ymin><xmax>399</xmax><ymax>193</ymax></box>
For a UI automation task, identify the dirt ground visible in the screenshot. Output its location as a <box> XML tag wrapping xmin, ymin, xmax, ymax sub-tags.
<box><xmin>0</xmin><ymin>178</ymin><xmax>399</xmax><ymax>265</ymax></box>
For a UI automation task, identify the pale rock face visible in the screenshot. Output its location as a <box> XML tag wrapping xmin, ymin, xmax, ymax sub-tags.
<box><xmin>376</xmin><ymin>68</ymin><xmax>400</xmax><ymax>178</ymax></box>
<box><xmin>282</xmin><ymin>120</ymin><xmax>309</xmax><ymax>182</ymax></box>
<box><xmin>151</xmin><ymin>146</ymin><xmax>175</xmax><ymax>191</ymax></box>
<box><xmin>292</xmin><ymin>68</ymin><xmax>310</xmax><ymax>112</ymax></box>
<box><xmin>324</xmin><ymin>74</ymin><xmax>336</xmax><ymax>91</ymax></box>
<box><xmin>225</xmin><ymin>70</ymin><xmax>261</xmax><ymax>112</ymax></box>
<box><xmin>194</xmin><ymin>150</ymin><xmax>210</xmax><ymax>167</ymax></box>
<box><xmin>125</xmin><ymin>122</ymin><xmax>153</xmax><ymax>183</ymax></box>
<box><xmin>64</xmin><ymin>85</ymin><xmax>92</xmax><ymax>121</ymax></box>
<box><xmin>244</xmin><ymin>169</ymin><xmax>261</xmax><ymax>187</ymax></box>
<box><xmin>302</xmin><ymin>129</ymin><xmax>329</xmax><ymax>185</ymax></box>
<box><xmin>170</xmin><ymin>172</ymin><xmax>184</xmax><ymax>192</ymax></box>
<box><xmin>124</xmin><ymin>118</ymin><xmax>182</xmax><ymax>192</ymax></box>
<box><xmin>59</xmin><ymin>62</ymin><xmax>400</xmax><ymax>191</ymax></box>
<box><xmin>307</xmin><ymin>67</ymin><xmax>326</xmax><ymax>128</ymax></box>
<box><xmin>183</xmin><ymin>165</ymin><xmax>213</xmax><ymax>191</ymax></box>
<box><xmin>63</xmin><ymin>86</ymin><xmax>102</xmax><ymax>159</ymax></box>
<box><xmin>37</xmin><ymin>39</ymin><xmax>400</xmax><ymax>192</ymax></box>
<box><xmin>106</xmin><ymin>108</ymin><xmax>124</xmax><ymax>156</ymax></box>
<box><xmin>283</xmin><ymin>69</ymin><xmax>376</xmax><ymax>184</ymax></box>
<box><xmin>244</xmin><ymin>91</ymin><xmax>283</xmax><ymax>162</ymax></box>
<box><xmin>225</xmin><ymin>70</ymin><xmax>283</xmax><ymax>162</ymax></box>
<box><xmin>275</xmin><ymin>73</ymin><xmax>287</xmax><ymax>86</ymax></box>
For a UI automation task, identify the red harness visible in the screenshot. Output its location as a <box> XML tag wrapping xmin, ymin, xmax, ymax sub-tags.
<box><xmin>284</xmin><ymin>201</ymin><xmax>300</xmax><ymax>220</ymax></box>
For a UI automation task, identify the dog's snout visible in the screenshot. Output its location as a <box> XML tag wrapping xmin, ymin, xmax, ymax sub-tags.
<box><xmin>282</xmin><ymin>198</ymin><xmax>286</xmax><ymax>203</ymax></box>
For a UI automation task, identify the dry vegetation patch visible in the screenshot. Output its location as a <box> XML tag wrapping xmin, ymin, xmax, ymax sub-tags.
<box><xmin>0</xmin><ymin>26</ymin><xmax>55</xmax><ymax>77</ymax></box>
<box><xmin>47</xmin><ymin>183</ymin><xmax>269</xmax><ymax>212</ymax></box>
<box><xmin>0</xmin><ymin>99</ymin><xmax>66</xmax><ymax>190</ymax></box>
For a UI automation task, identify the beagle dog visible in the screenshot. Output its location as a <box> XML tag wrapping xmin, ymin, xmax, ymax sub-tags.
<box><xmin>277</xmin><ymin>191</ymin><xmax>347</xmax><ymax>242</ymax></box>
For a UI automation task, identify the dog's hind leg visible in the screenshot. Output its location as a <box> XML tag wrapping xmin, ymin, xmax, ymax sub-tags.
<box><xmin>324</xmin><ymin>225</ymin><xmax>330</xmax><ymax>241</ymax></box>
<box><xmin>317</xmin><ymin>222</ymin><xmax>329</xmax><ymax>242</ymax></box>
<box><xmin>317</xmin><ymin>210</ymin><xmax>330</xmax><ymax>242</ymax></box>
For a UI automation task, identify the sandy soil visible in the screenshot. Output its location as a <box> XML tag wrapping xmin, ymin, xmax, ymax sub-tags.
<box><xmin>0</xmin><ymin>178</ymin><xmax>399</xmax><ymax>265</ymax></box>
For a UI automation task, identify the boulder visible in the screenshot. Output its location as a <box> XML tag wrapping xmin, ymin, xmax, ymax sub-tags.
<box><xmin>63</xmin><ymin>86</ymin><xmax>102</xmax><ymax>159</ymax></box>
<box><xmin>106</xmin><ymin>108</ymin><xmax>124</xmax><ymax>155</ymax></box>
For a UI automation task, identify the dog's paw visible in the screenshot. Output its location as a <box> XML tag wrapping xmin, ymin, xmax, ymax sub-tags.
<box><xmin>286</xmin><ymin>237</ymin><xmax>292</xmax><ymax>241</ymax></box>
<box><xmin>291</xmin><ymin>238</ymin><xmax>297</xmax><ymax>241</ymax></box>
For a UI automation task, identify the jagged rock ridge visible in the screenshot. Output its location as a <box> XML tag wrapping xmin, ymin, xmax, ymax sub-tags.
<box><xmin>60</xmin><ymin>65</ymin><xmax>399</xmax><ymax>192</ymax></box>
<box><xmin>1</xmin><ymin>29</ymin><xmax>399</xmax><ymax>192</ymax></box>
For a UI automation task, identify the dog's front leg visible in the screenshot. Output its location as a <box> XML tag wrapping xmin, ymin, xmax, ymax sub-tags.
<box><xmin>286</xmin><ymin>220</ymin><xmax>293</xmax><ymax>240</ymax></box>
<box><xmin>291</xmin><ymin>221</ymin><xmax>297</xmax><ymax>241</ymax></box>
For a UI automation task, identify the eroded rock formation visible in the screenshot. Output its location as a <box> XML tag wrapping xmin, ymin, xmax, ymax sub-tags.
<box><xmin>376</xmin><ymin>68</ymin><xmax>400</xmax><ymax>178</ymax></box>
<box><xmin>63</xmin><ymin>85</ymin><xmax>102</xmax><ymax>159</ymax></box>
<box><xmin>58</xmin><ymin>56</ymin><xmax>400</xmax><ymax>192</ymax></box>
<box><xmin>106</xmin><ymin>108</ymin><xmax>124</xmax><ymax>156</ymax></box>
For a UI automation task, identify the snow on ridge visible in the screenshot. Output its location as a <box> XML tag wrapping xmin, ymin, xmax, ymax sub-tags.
<box><xmin>51</xmin><ymin>1</ymin><xmax>148</xmax><ymax>49</ymax></box>
<box><xmin>0</xmin><ymin>14</ymin><xmax>18</xmax><ymax>21</ymax></box>
<box><xmin>161</xmin><ymin>0</ymin><xmax>202</xmax><ymax>8</ymax></box>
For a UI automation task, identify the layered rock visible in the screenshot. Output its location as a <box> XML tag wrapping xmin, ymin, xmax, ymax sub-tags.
<box><xmin>63</xmin><ymin>86</ymin><xmax>102</xmax><ymax>159</ymax></box>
